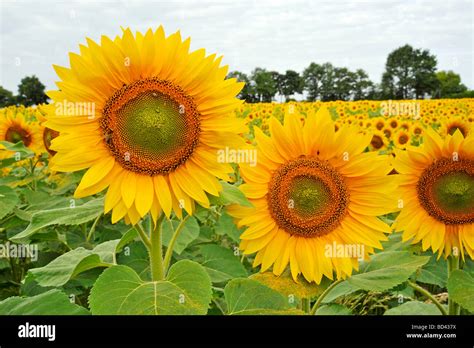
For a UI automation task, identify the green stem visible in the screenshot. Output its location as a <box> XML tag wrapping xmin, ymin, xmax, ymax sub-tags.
<box><xmin>301</xmin><ymin>298</ymin><xmax>311</xmax><ymax>314</ymax></box>
<box><xmin>407</xmin><ymin>280</ymin><xmax>447</xmax><ymax>315</ymax></box>
<box><xmin>135</xmin><ymin>223</ymin><xmax>151</xmax><ymax>250</ymax></box>
<box><xmin>86</xmin><ymin>214</ymin><xmax>102</xmax><ymax>242</ymax></box>
<box><xmin>310</xmin><ymin>279</ymin><xmax>343</xmax><ymax>315</ymax></box>
<box><xmin>149</xmin><ymin>214</ymin><xmax>165</xmax><ymax>281</ymax></box>
<box><xmin>163</xmin><ymin>215</ymin><xmax>190</xmax><ymax>274</ymax></box>
<box><xmin>447</xmin><ymin>255</ymin><xmax>461</xmax><ymax>315</ymax></box>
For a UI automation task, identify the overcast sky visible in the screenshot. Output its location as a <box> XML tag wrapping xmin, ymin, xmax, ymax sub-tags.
<box><xmin>0</xmin><ymin>0</ymin><xmax>473</xmax><ymax>94</ymax></box>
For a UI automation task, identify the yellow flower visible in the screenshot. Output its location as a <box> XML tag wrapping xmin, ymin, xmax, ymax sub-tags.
<box><xmin>393</xmin><ymin>127</ymin><xmax>474</xmax><ymax>259</ymax></box>
<box><xmin>44</xmin><ymin>27</ymin><xmax>246</xmax><ymax>225</ymax></box>
<box><xmin>394</xmin><ymin>129</ymin><xmax>411</xmax><ymax>149</ymax></box>
<box><xmin>0</xmin><ymin>106</ymin><xmax>44</xmax><ymax>156</ymax></box>
<box><xmin>229</xmin><ymin>107</ymin><xmax>399</xmax><ymax>283</ymax></box>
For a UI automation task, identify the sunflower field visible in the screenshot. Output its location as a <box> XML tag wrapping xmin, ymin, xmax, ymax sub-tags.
<box><xmin>0</xmin><ymin>27</ymin><xmax>473</xmax><ymax>317</ymax></box>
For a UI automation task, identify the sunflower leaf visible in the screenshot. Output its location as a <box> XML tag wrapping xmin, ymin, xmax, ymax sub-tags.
<box><xmin>162</xmin><ymin>216</ymin><xmax>200</xmax><ymax>254</ymax></box>
<box><xmin>198</xmin><ymin>244</ymin><xmax>247</xmax><ymax>283</ymax></box>
<box><xmin>89</xmin><ymin>260</ymin><xmax>212</xmax><ymax>315</ymax></box>
<box><xmin>347</xmin><ymin>251</ymin><xmax>431</xmax><ymax>292</ymax></box>
<box><xmin>384</xmin><ymin>301</ymin><xmax>443</xmax><ymax>315</ymax></box>
<box><xmin>210</xmin><ymin>182</ymin><xmax>253</xmax><ymax>207</ymax></box>
<box><xmin>10</xmin><ymin>198</ymin><xmax>104</xmax><ymax>243</ymax></box>
<box><xmin>447</xmin><ymin>270</ymin><xmax>474</xmax><ymax>312</ymax></box>
<box><xmin>224</xmin><ymin>278</ymin><xmax>303</xmax><ymax>315</ymax></box>
<box><xmin>0</xmin><ymin>185</ymin><xmax>19</xmax><ymax>220</ymax></box>
<box><xmin>0</xmin><ymin>289</ymin><xmax>89</xmax><ymax>315</ymax></box>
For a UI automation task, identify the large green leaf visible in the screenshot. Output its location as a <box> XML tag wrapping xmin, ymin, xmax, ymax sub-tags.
<box><xmin>162</xmin><ymin>216</ymin><xmax>200</xmax><ymax>254</ymax></box>
<box><xmin>447</xmin><ymin>270</ymin><xmax>474</xmax><ymax>312</ymax></box>
<box><xmin>384</xmin><ymin>301</ymin><xmax>443</xmax><ymax>315</ymax></box>
<box><xmin>199</xmin><ymin>244</ymin><xmax>247</xmax><ymax>283</ymax></box>
<box><xmin>0</xmin><ymin>141</ymin><xmax>34</xmax><ymax>159</ymax></box>
<box><xmin>416</xmin><ymin>256</ymin><xmax>447</xmax><ymax>287</ymax></box>
<box><xmin>215</xmin><ymin>212</ymin><xmax>241</xmax><ymax>243</ymax></box>
<box><xmin>11</xmin><ymin>198</ymin><xmax>104</xmax><ymax>243</ymax></box>
<box><xmin>89</xmin><ymin>260</ymin><xmax>212</xmax><ymax>315</ymax></box>
<box><xmin>0</xmin><ymin>289</ymin><xmax>89</xmax><ymax>315</ymax></box>
<box><xmin>322</xmin><ymin>281</ymin><xmax>360</xmax><ymax>303</ymax></box>
<box><xmin>0</xmin><ymin>185</ymin><xmax>19</xmax><ymax>220</ymax></box>
<box><xmin>347</xmin><ymin>251</ymin><xmax>431</xmax><ymax>292</ymax></box>
<box><xmin>28</xmin><ymin>248</ymin><xmax>106</xmax><ymax>287</ymax></box>
<box><xmin>28</xmin><ymin>230</ymin><xmax>136</xmax><ymax>288</ymax></box>
<box><xmin>224</xmin><ymin>278</ymin><xmax>303</xmax><ymax>315</ymax></box>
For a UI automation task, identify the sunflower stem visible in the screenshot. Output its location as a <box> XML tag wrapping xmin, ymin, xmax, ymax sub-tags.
<box><xmin>136</xmin><ymin>223</ymin><xmax>151</xmax><ymax>250</ymax></box>
<box><xmin>149</xmin><ymin>214</ymin><xmax>165</xmax><ymax>281</ymax></box>
<box><xmin>163</xmin><ymin>215</ymin><xmax>190</xmax><ymax>275</ymax></box>
<box><xmin>407</xmin><ymin>280</ymin><xmax>447</xmax><ymax>315</ymax></box>
<box><xmin>447</xmin><ymin>255</ymin><xmax>461</xmax><ymax>315</ymax></box>
<box><xmin>301</xmin><ymin>298</ymin><xmax>311</xmax><ymax>314</ymax></box>
<box><xmin>309</xmin><ymin>279</ymin><xmax>343</xmax><ymax>315</ymax></box>
<box><xmin>86</xmin><ymin>214</ymin><xmax>102</xmax><ymax>242</ymax></box>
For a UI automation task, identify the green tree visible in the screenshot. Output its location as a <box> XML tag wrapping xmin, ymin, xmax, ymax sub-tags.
<box><xmin>435</xmin><ymin>70</ymin><xmax>467</xmax><ymax>98</ymax></box>
<box><xmin>251</xmin><ymin>68</ymin><xmax>277</xmax><ymax>102</ymax></box>
<box><xmin>227</xmin><ymin>71</ymin><xmax>258</xmax><ymax>102</ymax></box>
<box><xmin>381</xmin><ymin>44</ymin><xmax>438</xmax><ymax>99</ymax></box>
<box><xmin>17</xmin><ymin>75</ymin><xmax>48</xmax><ymax>106</ymax></box>
<box><xmin>303</xmin><ymin>62</ymin><xmax>325</xmax><ymax>101</ymax></box>
<box><xmin>351</xmin><ymin>69</ymin><xmax>375</xmax><ymax>100</ymax></box>
<box><xmin>0</xmin><ymin>86</ymin><xmax>16</xmax><ymax>107</ymax></box>
<box><xmin>279</xmin><ymin>70</ymin><xmax>304</xmax><ymax>101</ymax></box>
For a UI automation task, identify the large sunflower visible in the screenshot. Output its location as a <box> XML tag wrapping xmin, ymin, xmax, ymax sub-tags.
<box><xmin>393</xmin><ymin>127</ymin><xmax>474</xmax><ymax>259</ymax></box>
<box><xmin>44</xmin><ymin>27</ymin><xmax>245</xmax><ymax>224</ymax></box>
<box><xmin>228</xmin><ymin>107</ymin><xmax>399</xmax><ymax>283</ymax></box>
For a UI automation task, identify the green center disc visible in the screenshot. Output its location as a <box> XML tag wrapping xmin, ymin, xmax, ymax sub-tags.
<box><xmin>116</xmin><ymin>91</ymin><xmax>187</xmax><ymax>159</ymax></box>
<box><xmin>432</xmin><ymin>171</ymin><xmax>474</xmax><ymax>215</ymax></box>
<box><xmin>6</xmin><ymin>126</ymin><xmax>31</xmax><ymax>146</ymax></box>
<box><xmin>288</xmin><ymin>176</ymin><xmax>331</xmax><ymax>219</ymax></box>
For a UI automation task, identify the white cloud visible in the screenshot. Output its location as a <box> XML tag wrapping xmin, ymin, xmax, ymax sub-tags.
<box><xmin>0</xmin><ymin>0</ymin><xmax>472</xmax><ymax>93</ymax></box>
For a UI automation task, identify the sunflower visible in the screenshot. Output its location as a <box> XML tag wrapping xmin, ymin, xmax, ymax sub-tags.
<box><xmin>393</xmin><ymin>127</ymin><xmax>474</xmax><ymax>259</ymax></box>
<box><xmin>394</xmin><ymin>129</ymin><xmax>411</xmax><ymax>149</ymax></box>
<box><xmin>369</xmin><ymin>130</ymin><xmax>387</xmax><ymax>152</ymax></box>
<box><xmin>0</xmin><ymin>107</ymin><xmax>44</xmax><ymax>157</ymax></box>
<box><xmin>440</xmin><ymin>118</ymin><xmax>470</xmax><ymax>138</ymax></box>
<box><xmin>228</xmin><ymin>107</ymin><xmax>399</xmax><ymax>283</ymax></box>
<box><xmin>44</xmin><ymin>27</ymin><xmax>246</xmax><ymax>225</ymax></box>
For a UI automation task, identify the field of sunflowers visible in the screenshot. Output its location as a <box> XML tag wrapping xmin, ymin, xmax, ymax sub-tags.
<box><xmin>0</xmin><ymin>27</ymin><xmax>473</xmax><ymax>317</ymax></box>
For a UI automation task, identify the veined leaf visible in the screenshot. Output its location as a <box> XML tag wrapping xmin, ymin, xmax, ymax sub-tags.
<box><xmin>447</xmin><ymin>270</ymin><xmax>474</xmax><ymax>312</ymax></box>
<box><xmin>89</xmin><ymin>260</ymin><xmax>212</xmax><ymax>315</ymax></box>
<box><xmin>0</xmin><ymin>185</ymin><xmax>19</xmax><ymax>220</ymax></box>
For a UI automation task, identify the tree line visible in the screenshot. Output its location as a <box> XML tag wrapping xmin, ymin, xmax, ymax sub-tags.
<box><xmin>0</xmin><ymin>44</ymin><xmax>472</xmax><ymax>108</ymax></box>
<box><xmin>229</xmin><ymin>44</ymin><xmax>472</xmax><ymax>103</ymax></box>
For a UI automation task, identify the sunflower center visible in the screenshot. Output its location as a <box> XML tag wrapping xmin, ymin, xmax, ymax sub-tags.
<box><xmin>101</xmin><ymin>78</ymin><xmax>200</xmax><ymax>175</ymax></box>
<box><xmin>5</xmin><ymin>125</ymin><xmax>31</xmax><ymax>146</ymax></box>
<box><xmin>42</xmin><ymin>127</ymin><xmax>59</xmax><ymax>156</ymax></box>
<box><xmin>267</xmin><ymin>157</ymin><xmax>349</xmax><ymax>238</ymax></box>
<box><xmin>371</xmin><ymin>135</ymin><xmax>384</xmax><ymax>149</ymax></box>
<box><xmin>417</xmin><ymin>158</ymin><xmax>474</xmax><ymax>224</ymax></box>
<box><xmin>398</xmin><ymin>134</ymin><xmax>409</xmax><ymax>145</ymax></box>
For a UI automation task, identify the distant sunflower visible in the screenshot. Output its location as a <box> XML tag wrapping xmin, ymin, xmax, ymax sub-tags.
<box><xmin>228</xmin><ymin>107</ymin><xmax>399</xmax><ymax>283</ymax></box>
<box><xmin>44</xmin><ymin>27</ymin><xmax>245</xmax><ymax>225</ymax></box>
<box><xmin>394</xmin><ymin>129</ymin><xmax>411</xmax><ymax>149</ymax></box>
<box><xmin>393</xmin><ymin>127</ymin><xmax>474</xmax><ymax>259</ymax></box>
<box><xmin>369</xmin><ymin>130</ymin><xmax>386</xmax><ymax>151</ymax></box>
<box><xmin>440</xmin><ymin>118</ymin><xmax>470</xmax><ymax>138</ymax></box>
<box><xmin>0</xmin><ymin>109</ymin><xmax>43</xmax><ymax>156</ymax></box>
